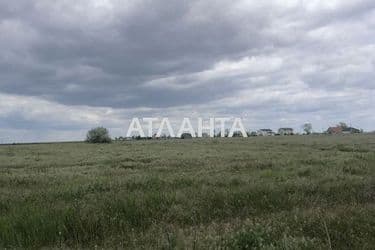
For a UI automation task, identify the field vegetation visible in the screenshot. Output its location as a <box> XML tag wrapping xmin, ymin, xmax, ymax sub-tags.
<box><xmin>0</xmin><ymin>134</ymin><xmax>374</xmax><ymax>249</ymax></box>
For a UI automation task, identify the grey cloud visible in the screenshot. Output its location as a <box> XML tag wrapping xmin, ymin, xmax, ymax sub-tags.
<box><xmin>0</xmin><ymin>1</ymin><xmax>275</xmax><ymax>105</ymax></box>
<box><xmin>0</xmin><ymin>0</ymin><xmax>375</xmax><ymax>142</ymax></box>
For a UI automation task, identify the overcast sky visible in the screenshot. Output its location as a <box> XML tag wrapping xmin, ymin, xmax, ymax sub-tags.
<box><xmin>0</xmin><ymin>0</ymin><xmax>374</xmax><ymax>142</ymax></box>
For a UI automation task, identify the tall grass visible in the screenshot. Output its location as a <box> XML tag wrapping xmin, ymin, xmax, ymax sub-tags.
<box><xmin>0</xmin><ymin>134</ymin><xmax>374</xmax><ymax>248</ymax></box>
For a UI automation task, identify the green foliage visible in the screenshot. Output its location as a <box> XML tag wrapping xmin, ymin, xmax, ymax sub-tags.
<box><xmin>225</xmin><ymin>224</ymin><xmax>318</xmax><ymax>249</ymax></box>
<box><xmin>180</xmin><ymin>133</ymin><xmax>193</xmax><ymax>139</ymax></box>
<box><xmin>0</xmin><ymin>134</ymin><xmax>374</xmax><ymax>248</ymax></box>
<box><xmin>303</xmin><ymin>123</ymin><xmax>313</xmax><ymax>134</ymax></box>
<box><xmin>225</xmin><ymin>225</ymin><xmax>274</xmax><ymax>249</ymax></box>
<box><xmin>85</xmin><ymin>127</ymin><xmax>112</xmax><ymax>143</ymax></box>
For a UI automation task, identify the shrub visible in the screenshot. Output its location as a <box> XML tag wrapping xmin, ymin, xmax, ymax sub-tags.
<box><xmin>181</xmin><ymin>133</ymin><xmax>193</xmax><ymax>139</ymax></box>
<box><xmin>86</xmin><ymin>127</ymin><xmax>112</xmax><ymax>143</ymax></box>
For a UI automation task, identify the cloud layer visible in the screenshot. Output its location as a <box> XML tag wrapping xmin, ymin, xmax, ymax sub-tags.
<box><xmin>0</xmin><ymin>0</ymin><xmax>374</xmax><ymax>142</ymax></box>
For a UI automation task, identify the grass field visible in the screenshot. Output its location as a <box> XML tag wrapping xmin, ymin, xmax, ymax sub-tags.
<box><xmin>0</xmin><ymin>134</ymin><xmax>374</xmax><ymax>249</ymax></box>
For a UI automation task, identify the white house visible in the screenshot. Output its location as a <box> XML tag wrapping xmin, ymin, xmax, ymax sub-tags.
<box><xmin>257</xmin><ymin>129</ymin><xmax>274</xmax><ymax>136</ymax></box>
<box><xmin>278</xmin><ymin>128</ymin><xmax>294</xmax><ymax>135</ymax></box>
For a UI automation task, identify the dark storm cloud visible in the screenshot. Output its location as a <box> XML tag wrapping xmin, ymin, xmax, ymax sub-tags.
<box><xmin>0</xmin><ymin>0</ymin><xmax>275</xmax><ymax>107</ymax></box>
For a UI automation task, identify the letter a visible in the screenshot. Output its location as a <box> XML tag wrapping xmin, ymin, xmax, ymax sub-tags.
<box><xmin>126</xmin><ymin>118</ymin><xmax>145</xmax><ymax>137</ymax></box>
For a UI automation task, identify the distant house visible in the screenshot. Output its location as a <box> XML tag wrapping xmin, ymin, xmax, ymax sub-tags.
<box><xmin>247</xmin><ymin>131</ymin><xmax>257</xmax><ymax>137</ymax></box>
<box><xmin>257</xmin><ymin>129</ymin><xmax>274</xmax><ymax>136</ymax></box>
<box><xmin>327</xmin><ymin>126</ymin><xmax>342</xmax><ymax>134</ymax></box>
<box><xmin>278</xmin><ymin>128</ymin><xmax>294</xmax><ymax>135</ymax></box>
<box><xmin>327</xmin><ymin>126</ymin><xmax>361</xmax><ymax>134</ymax></box>
<box><xmin>342</xmin><ymin>127</ymin><xmax>361</xmax><ymax>134</ymax></box>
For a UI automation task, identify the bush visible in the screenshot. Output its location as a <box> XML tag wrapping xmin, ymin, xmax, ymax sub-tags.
<box><xmin>181</xmin><ymin>133</ymin><xmax>193</xmax><ymax>139</ymax></box>
<box><xmin>86</xmin><ymin>127</ymin><xmax>112</xmax><ymax>143</ymax></box>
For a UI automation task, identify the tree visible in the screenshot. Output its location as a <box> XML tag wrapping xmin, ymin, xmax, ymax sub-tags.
<box><xmin>338</xmin><ymin>122</ymin><xmax>348</xmax><ymax>129</ymax></box>
<box><xmin>181</xmin><ymin>133</ymin><xmax>193</xmax><ymax>139</ymax></box>
<box><xmin>232</xmin><ymin>131</ymin><xmax>243</xmax><ymax>137</ymax></box>
<box><xmin>303</xmin><ymin>123</ymin><xmax>313</xmax><ymax>135</ymax></box>
<box><xmin>86</xmin><ymin>127</ymin><xmax>112</xmax><ymax>143</ymax></box>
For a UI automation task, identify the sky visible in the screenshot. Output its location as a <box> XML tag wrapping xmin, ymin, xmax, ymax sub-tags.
<box><xmin>0</xmin><ymin>0</ymin><xmax>374</xmax><ymax>142</ymax></box>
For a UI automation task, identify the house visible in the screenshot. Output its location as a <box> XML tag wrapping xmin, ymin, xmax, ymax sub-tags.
<box><xmin>327</xmin><ymin>126</ymin><xmax>361</xmax><ymax>134</ymax></box>
<box><xmin>247</xmin><ymin>131</ymin><xmax>257</xmax><ymax>137</ymax></box>
<box><xmin>257</xmin><ymin>129</ymin><xmax>274</xmax><ymax>136</ymax></box>
<box><xmin>278</xmin><ymin>128</ymin><xmax>294</xmax><ymax>135</ymax></box>
<box><xmin>342</xmin><ymin>127</ymin><xmax>361</xmax><ymax>134</ymax></box>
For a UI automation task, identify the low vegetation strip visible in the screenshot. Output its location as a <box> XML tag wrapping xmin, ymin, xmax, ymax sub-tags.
<box><xmin>0</xmin><ymin>134</ymin><xmax>374</xmax><ymax>249</ymax></box>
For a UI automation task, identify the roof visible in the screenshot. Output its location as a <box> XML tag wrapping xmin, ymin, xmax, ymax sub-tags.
<box><xmin>259</xmin><ymin>129</ymin><xmax>273</xmax><ymax>132</ymax></box>
<box><xmin>342</xmin><ymin>127</ymin><xmax>360</xmax><ymax>132</ymax></box>
<box><xmin>327</xmin><ymin>126</ymin><xmax>342</xmax><ymax>133</ymax></box>
<box><xmin>327</xmin><ymin>126</ymin><xmax>360</xmax><ymax>134</ymax></box>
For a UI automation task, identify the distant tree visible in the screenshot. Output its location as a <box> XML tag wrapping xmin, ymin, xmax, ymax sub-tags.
<box><xmin>181</xmin><ymin>133</ymin><xmax>192</xmax><ymax>139</ymax></box>
<box><xmin>86</xmin><ymin>127</ymin><xmax>112</xmax><ymax>143</ymax></box>
<box><xmin>303</xmin><ymin>123</ymin><xmax>313</xmax><ymax>135</ymax></box>
<box><xmin>132</xmin><ymin>135</ymin><xmax>142</xmax><ymax>140</ymax></box>
<box><xmin>232</xmin><ymin>131</ymin><xmax>243</xmax><ymax>137</ymax></box>
<box><xmin>338</xmin><ymin>122</ymin><xmax>348</xmax><ymax>129</ymax></box>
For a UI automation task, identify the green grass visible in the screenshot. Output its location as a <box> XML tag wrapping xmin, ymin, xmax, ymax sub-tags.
<box><xmin>0</xmin><ymin>134</ymin><xmax>374</xmax><ymax>249</ymax></box>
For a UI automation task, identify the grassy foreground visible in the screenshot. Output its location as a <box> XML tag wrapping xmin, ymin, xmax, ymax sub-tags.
<box><xmin>0</xmin><ymin>135</ymin><xmax>374</xmax><ymax>249</ymax></box>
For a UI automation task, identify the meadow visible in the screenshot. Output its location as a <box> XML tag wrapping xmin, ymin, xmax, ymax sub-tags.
<box><xmin>0</xmin><ymin>134</ymin><xmax>374</xmax><ymax>249</ymax></box>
